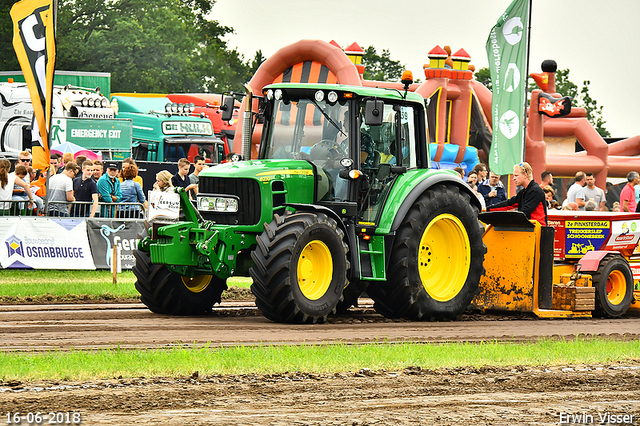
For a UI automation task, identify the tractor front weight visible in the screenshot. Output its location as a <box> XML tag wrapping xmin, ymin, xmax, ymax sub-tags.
<box><xmin>148</xmin><ymin>221</ymin><xmax>254</xmax><ymax>279</ymax></box>
<box><xmin>142</xmin><ymin>188</ymin><xmax>255</xmax><ymax>279</ymax></box>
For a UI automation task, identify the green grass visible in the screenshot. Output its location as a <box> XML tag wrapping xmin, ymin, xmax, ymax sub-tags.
<box><xmin>1</xmin><ymin>338</ymin><xmax>639</xmax><ymax>382</ymax></box>
<box><xmin>0</xmin><ymin>270</ymin><xmax>252</xmax><ymax>301</ymax></box>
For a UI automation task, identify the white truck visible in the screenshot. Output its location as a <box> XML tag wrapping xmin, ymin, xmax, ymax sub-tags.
<box><xmin>0</xmin><ymin>73</ymin><xmax>120</xmax><ymax>159</ymax></box>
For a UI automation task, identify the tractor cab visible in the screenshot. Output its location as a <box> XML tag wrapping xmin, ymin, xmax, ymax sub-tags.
<box><xmin>259</xmin><ymin>84</ymin><xmax>424</xmax><ymax>230</ymax></box>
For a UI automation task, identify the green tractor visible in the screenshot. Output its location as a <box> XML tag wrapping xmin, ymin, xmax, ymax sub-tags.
<box><xmin>133</xmin><ymin>83</ymin><xmax>486</xmax><ymax>323</ymax></box>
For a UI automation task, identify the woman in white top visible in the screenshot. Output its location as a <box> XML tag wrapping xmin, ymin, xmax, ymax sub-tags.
<box><xmin>153</xmin><ymin>170</ymin><xmax>174</xmax><ymax>192</ymax></box>
<box><xmin>0</xmin><ymin>159</ymin><xmax>33</xmax><ymax>213</ymax></box>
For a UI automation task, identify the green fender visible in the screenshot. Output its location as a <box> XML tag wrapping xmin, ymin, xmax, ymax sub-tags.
<box><xmin>376</xmin><ymin>170</ymin><xmax>481</xmax><ymax>235</ymax></box>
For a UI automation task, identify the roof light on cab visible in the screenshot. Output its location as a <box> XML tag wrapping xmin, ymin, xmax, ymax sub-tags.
<box><xmin>401</xmin><ymin>70</ymin><xmax>414</xmax><ymax>92</ymax></box>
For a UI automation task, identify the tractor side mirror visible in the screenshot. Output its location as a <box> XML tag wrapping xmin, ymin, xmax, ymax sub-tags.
<box><xmin>377</xmin><ymin>163</ymin><xmax>391</xmax><ymax>180</ymax></box>
<box><xmin>221</xmin><ymin>95</ymin><xmax>235</xmax><ymax>122</ymax></box>
<box><xmin>364</xmin><ymin>100</ymin><xmax>384</xmax><ymax>126</ymax></box>
<box><xmin>377</xmin><ymin>164</ymin><xmax>407</xmax><ymax>180</ymax></box>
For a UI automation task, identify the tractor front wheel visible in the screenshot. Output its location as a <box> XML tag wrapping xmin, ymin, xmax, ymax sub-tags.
<box><xmin>133</xmin><ymin>248</ymin><xmax>227</xmax><ymax>315</ymax></box>
<box><xmin>250</xmin><ymin>212</ymin><xmax>349</xmax><ymax>323</ymax></box>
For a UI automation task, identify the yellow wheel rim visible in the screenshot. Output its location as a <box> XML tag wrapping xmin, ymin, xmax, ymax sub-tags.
<box><xmin>606</xmin><ymin>270</ymin><xmax>627</xmax><ymax>305</ymax></box>
<box><xmin>297</xmin><ymin>240</ymin><xmax>333</xmax><ymax>300</ymax></box>
<box><xmin>181</xmin><ymin>275</ymin><xmax>212</xmax><ymax>293</ymax></box>
<box><xmin>418</xmin><ymin>213</ymin><xmax>471</xmax><ymax>302</ymax></box>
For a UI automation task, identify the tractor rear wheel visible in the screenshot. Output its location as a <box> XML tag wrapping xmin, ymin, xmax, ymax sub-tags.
<box><xmin>368</xmin><ymin>184</ymin><xmax>485</xmax><ymax>320</ymax></box>
<box><xmin>133</xmin><ymin>247</ymin><xmax>227</xmax><ymax>315</ymax></box>
<box><xmin>250</xmin><ymin>212</ymin><xmax>349</xmax><ymax>323</ymax></box>
<box><xmin>589</xmin><ymin>254</ymin><xmax>633</xmax><ymax>318</ymax></box>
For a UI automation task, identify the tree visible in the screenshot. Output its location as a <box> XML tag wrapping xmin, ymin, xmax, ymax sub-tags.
<box><xmin>1</xmin><ymin>0</ymin><xmax>255</xmax><ymax>93</ymax></box>
<box><xmin>0</xmin><ymin>0</ymin><xmax>19</xmax><ymax>71</ymax></box>
<box><xmin>474</xmin><ymin>67</ymin><xmax>492</xmax><ymax>91</ymax></box>
<box><xmin>362</xmin><ymin>46</ymin><xmax>406</xmax><ymax>82</ymax></box>
<box><xmin>249</xmin><ymin>50</ymin><xmax>266</xmax><ymax>76</ymax></box>
<box><xmin>475</xmin><ymin>67</ymin><xmax>609</xmax><ymax>137</ymax></box>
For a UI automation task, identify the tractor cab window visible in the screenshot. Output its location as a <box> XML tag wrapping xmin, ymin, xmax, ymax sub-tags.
<box><xmin>357</xmin><ymin>103</ymin><xmax>417</xmax><ymax>223</ymax></box>
<box><xmin>264</xmin><ymin>96</ymin><xmax>350</xmax><ymax>200</ymax></box>
<box><xmin>399</xmin><ymin>105</ymin><xmax>416</xmax><ymax>168</ymax></box>
<box><xmin>163</xmin><ymin>140</ymin><xmax>225</xmax><ymax>164</ymax></box>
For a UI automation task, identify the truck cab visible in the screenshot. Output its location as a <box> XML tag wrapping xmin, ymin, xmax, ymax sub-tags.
<box><xmin>111</xmin><ymin>93</ymin><xmax>226</xmax><ymax>164</ymax></box>
<box><xmin>167</xmin><ymin>93</ymin><xmax>240</xmax><ymax>156</ymax></box>
<box><xmin>0</xmin><ymin>81</ymin><xmax>113</xmax><ymax>158</ymax></box>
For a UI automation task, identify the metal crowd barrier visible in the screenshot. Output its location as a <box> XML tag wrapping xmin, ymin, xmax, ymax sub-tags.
<box><xmin>0</xmin><ymin>200</ymin><xmax>146</xmax><ymax>219</ymax></box>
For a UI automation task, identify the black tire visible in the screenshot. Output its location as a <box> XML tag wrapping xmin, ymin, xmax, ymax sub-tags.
<box><xmin>133</xmin><ymin>244</ymin><xmax>227</xmax><ymax>316</ymax></box>
<box><xmin>589</xmin><ymin>254</ymin><xmax>633</xmax><ymax>318</ymax></box>
<box><xmin>250</xmin><ymin>212</ymin><xmax>349</xmax><ymax>323</ymax></box>
<box><xmin>367</xmin><ymin>183</ymin><xmax>485</xmax><ymax>320</ymax></box>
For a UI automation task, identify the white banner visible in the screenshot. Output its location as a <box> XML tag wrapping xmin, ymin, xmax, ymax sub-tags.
<box><xmin>0</xmin><ymin>217</ymin><xmax>96</xmax><ymax>269</ymax></box>
<box><xmin>148</xmin><ymin>191</ymin><xmax>180</xmax><ymax>222</ymax></box>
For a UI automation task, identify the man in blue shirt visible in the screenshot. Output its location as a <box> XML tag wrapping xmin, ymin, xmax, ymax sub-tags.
<box><xmin>97</xmin><ymin>163</ymin><xmax>122</xmax><ymax>217</ymax></box>
<box><xmin>478</xmin><ymin>171</ymin><xmax>507</xmax><ymax>207</ymax></box>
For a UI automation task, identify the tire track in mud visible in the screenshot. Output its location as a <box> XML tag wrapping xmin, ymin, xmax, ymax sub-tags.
<box><xmin>1</xmin><ymin>301</ymin><xmax>639</xmax><ymax>351</ymax></box>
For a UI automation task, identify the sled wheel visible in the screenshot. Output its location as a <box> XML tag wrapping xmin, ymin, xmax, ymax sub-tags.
<box><xmin>367</xmin><ymin>184</ymin><xmax>485</xmax><ymax>320</ymax></box>
<box><xmin>250</xmin><ymin>211</ymin><xmax>349</xmax><ymax>323</ymax></box>
<box><xmin>590</xmin><ymin>254</ymin><xmax>633</xmax><ymax>318</ymax></box>
<box><xmin>133</xmin><ymin>244</ymin><xmax>226</xmax><ymax>315</ymax></box>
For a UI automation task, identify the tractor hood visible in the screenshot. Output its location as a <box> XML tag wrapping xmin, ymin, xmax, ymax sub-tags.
<box><xmin>200</xmin><ymin>159</ymin><xmax>318</xmax><ymax>206</ymax></box>
<box><xmin>202</xmin><ymin>159</ymin><xmax>315</xmax><ymax>181</ymax></box>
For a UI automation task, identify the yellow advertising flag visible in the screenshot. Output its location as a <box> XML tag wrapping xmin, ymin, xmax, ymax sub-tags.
<box><xmin>10</xmin><ymin>0</ymin><xmax>56</xmax><ymax>171</ymax></box>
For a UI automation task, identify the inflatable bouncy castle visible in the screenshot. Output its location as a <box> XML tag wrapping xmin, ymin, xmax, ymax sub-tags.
<box><xmin>237</xmin><ymin>40</ymin><xmax>489</xmax><ymax>174</ymax></box>
<box><xmin>238</xmin><ymin>39</ymin><xmax>640</xmax><ymax>187</ymax></box>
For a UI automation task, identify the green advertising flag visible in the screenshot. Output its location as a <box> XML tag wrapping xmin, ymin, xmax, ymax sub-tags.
<box><xmin>486</xmin><ymin>0</ymin><xmax>529</xmax><ymax>175</ymax></box>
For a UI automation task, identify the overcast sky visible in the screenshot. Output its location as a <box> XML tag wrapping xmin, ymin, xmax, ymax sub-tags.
<box><xmin>211</xmin><ymin>0</ymin><xmax>639</xmax><ymax>138</ymax></box>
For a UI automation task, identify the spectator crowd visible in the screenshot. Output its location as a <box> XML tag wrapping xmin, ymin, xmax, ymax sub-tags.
<box><xmin>3</xmin><ymin>148</ymin><xmax>639</xmax><ymax>219</ymax></box>
<box><xmin>459</xmin><ymin>163</ymin><xmax>637</xmax><ymax>215</ymax></box>
<box><xmin>0</xmin><ymin>149</ymin><xmax>208</xmax><ymax>218</ymax></box>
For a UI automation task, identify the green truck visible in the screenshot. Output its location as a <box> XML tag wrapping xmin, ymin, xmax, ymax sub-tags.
<box><xmin>111</xmin><ymin>93</ymin><xmax>226</xmax><ymax>164</ymax></box>
<box><xmin>133</xmin><ymin>82</ymin><xmax>486</xmax><ymax>323</ymax></box>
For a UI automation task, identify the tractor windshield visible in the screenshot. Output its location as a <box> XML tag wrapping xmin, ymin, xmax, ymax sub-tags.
<box><xmin>263</xmin><ymin>96</ymin><xmax>350</xmax><ymax>166</ymax></box>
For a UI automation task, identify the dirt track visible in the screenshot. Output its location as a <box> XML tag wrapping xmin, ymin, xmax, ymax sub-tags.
<box><xmin>2</xmin><ymin>301</ymin><xmax>640</xmax><ymax>351</ymax></box>
<box><xmin>1</xmin><ymin>301</ymin><xmax>640</xmax><ymax>425</ymax></box>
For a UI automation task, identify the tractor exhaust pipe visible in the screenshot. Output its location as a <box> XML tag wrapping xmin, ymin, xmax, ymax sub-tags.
<box><xmin>241</xmin><ymin>84</ymin><xmax>253</xmax><ymax>161</ymax></box>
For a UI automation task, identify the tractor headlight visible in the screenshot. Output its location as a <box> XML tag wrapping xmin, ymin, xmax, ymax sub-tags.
<box><xmin>198</xmin><ymin>196</ymin><xmax>239</xmax><ymax>213</ymax></box>
<box><xmin>101</xmin><ymin>97</ymin><xmax>109</xmax><ymax>108</ymax></box>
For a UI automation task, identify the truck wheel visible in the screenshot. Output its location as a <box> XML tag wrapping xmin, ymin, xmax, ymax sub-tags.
<box><xmin>250</xmin><ymin>212</ymin><xmax>349</xmax><ymax>323</ymax></box>
<box><xmin>368</xmin><ymin>184</ymin><xmax>485</xmax><ymax>320</ymax></box>
<box><xmin>590</xmin><ymin>254</ymin><xmax>633</xmax><ymax>318</ymax></box>
<box><xmin>133</xmin><ymin>248</ymin><xmax>227</xmax><ymax>315</ymax></box>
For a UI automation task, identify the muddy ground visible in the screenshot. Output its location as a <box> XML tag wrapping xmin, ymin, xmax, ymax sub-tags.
<box><xmin>2</xmin><ymin>363</ymin><xmax>640</xmax><ymax>425</ymax></box>
<box><xmin>1</xmin><ymin>301</ymin><xmax>639</xmax><ymax>425</ymax></box>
